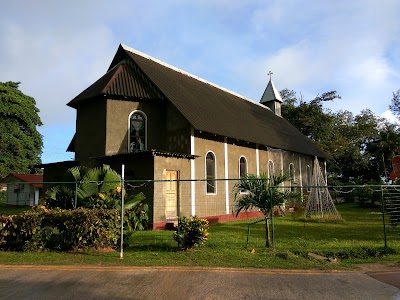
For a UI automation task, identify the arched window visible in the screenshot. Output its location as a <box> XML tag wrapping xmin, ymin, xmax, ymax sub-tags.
<box><xmin>129</xmin><ymin>111</ymin><xmax>146</xmax><ymax>153</ymax></box>
<box><xmin>289</xmin><ymin>163</ymin><xmax>295</xmax><ymax>191</ymax></box>
<box><xmin>306</xmin><ymin>165</ymin><xmax>311</xmax><ymax>192</ymax></box>
<box><xmin>268</xmin><ymin>160</ymin><xmax>274</xmax><ymax>179</ymax></box>
<box><xmin>239</xmin><ymin>156</ymin><xmax>247</xmax><ymax>178</ymax></box>
<box><xmin>206</xmin><ymin>151</ymin><xmax>216</xmax><ymax>194</ymax></box>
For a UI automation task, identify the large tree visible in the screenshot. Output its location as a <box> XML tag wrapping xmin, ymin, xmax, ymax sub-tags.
<box><xmin>389</xmin><ymin>89</ymin><xmax>400</xmax><ymax>118</ymax></box>
<box><xmin>0</xmin><ymin>82</ymin><xmax>43</xmax><ymax>177</ymax></box>
<box><xmin>281</xmin><ymin>89</ymin><xmax>386</xmax><ymax>183</ymax></box>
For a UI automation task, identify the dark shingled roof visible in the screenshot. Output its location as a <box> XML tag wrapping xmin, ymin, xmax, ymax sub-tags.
<box><xmin>67</xmin><ymin>44</ymin><xmax>327</xmax><ymax>159</ymax></box>
<box><xmin>67</xmin><ymin>59</ymin><xmax>164</xmax><ymax>107</ymax></box>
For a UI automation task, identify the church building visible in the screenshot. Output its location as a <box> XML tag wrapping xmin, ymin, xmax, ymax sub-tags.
<box><xmin>42</xmin><ymin>44</ymin><xmax>327</xmax><ymax>229</ymax></box>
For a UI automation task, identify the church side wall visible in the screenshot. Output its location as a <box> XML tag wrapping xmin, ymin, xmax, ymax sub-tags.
<box><xmin>191</xmin><ymin>132</ymin><xmax>318</xmax><ymax>218</ymax></box>
<box><xmin>193</xmin><ymin>133</ymin><xmax>226</xmax><ymax>218</ymax></box>
<box><xmin>75</xmin><ymin>100</ymin><xmax>107</xmax><ymax>165</ymax></box>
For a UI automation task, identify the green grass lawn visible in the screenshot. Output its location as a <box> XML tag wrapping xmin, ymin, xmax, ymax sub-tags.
<box><xmin>1</xmin><ymin>202</ymin><xmax>399</xmax><ymax>269</ymax></box>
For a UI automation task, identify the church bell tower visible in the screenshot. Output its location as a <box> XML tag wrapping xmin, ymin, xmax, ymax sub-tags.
<box><xmin>260</xmin><ymin>71</ymin><xmax>283</xmax><ymax>117</ymax></box>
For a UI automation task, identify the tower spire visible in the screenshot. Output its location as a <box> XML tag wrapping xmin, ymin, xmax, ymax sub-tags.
<box><xmin>260</xmin><ymin>71</ymin><xmax>283</xmax><ymax>116</ymax></box>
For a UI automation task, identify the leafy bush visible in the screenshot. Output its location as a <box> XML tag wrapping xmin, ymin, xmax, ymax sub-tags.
<box><xmin>173</xmin><ymin>216</ymin><xmax>209</xmax><ymax>250</ymax></box>
<box><xmin>0</xmin><ymin>206</ymin><xmax>120</xmax><ymax>251</ymax></box>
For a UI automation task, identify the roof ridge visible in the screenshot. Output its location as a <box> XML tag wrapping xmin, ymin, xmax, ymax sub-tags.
<box><xmin>121</xmin><ymin>44</ymin><xmax>272</xmax><ymax>112</ymax></box>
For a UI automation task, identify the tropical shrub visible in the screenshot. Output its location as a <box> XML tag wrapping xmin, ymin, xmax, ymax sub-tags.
<box><xmin>173</xmin><ymin>216</ymin><xmax>209</xmax><ymax>250</ymax></box>
<box><xmin>0</xmin><ymin>206</ymin><xmax>120</xmax><ymax>251</ymax></box>
<box><xmin>233</xmin><ymin>173</ymin><xmax>298</xmax><ymax>247</ymax></box>
<box><xmin>43</xmin><ymin>165</ymin><xmax>121</xmax><ymax>209</ymax></box>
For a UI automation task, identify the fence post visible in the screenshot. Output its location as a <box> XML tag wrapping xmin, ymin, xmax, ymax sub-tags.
<box><xmin>381</xmin><ymin>186</ymin><xmax>387</xmax><ymax>249</ymax></box>
<box><xmin>177</xmin><ymin>179</ymin><xmax>180</xmax><ymax>217</ymax></box>
<box><xmin>177</xmin><ymin>179</ymin><xmax>181</xmax><ymax>249</ymax></box>
<box><xmin>120</xmin><ymin>164</ymin><xmax>125</xmax><ymax>259</ymax></box>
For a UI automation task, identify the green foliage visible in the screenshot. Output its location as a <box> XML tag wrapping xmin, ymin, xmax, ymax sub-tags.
<box><xmin>42</xmin><ymin>165</ymin><xmax>149</xmax><ymax>242</ymax></box>
<box><xmin>43</xmin><ymin>165</ymin><xmax>121</xmax><ymax>209</ymax></box>
<box><xmin>233</xmin><ymin>173</ymin><xmax>298</xmax><ymax>248</ymax></box>
<box><xmin>0</xmin><ymin>203</ymin><xmax>399</xmax><ymax>268</ymax></box>
<box><xmin>173</xmin><ymin>216</ymin><xmax>209</xmax><ymax>250</ymax></box>
<box><xmin>281</xmin><ymin>88</ymin><xmax>399</xmax><ymax>183</ymax></box>
<box><xmin>0</xmin><ymin>81</ymin><xmax>43</xmax><ymax>177</ymax></box>
<box><xmin>323</xmin><ymin>246</ymin><xmax>396</xmax><ymax>259</ymax></box>
<box><xmin>0</xmin><ymin>206</ymin><xmax>120</xmax><ymax>251</ymax></box>
<box><xmin>124</xmin><ymin>193</ymin><xmax>149</xmax><ymax>232</ymax></box>
<box><xmin>389</xmin><ymin>89</ymin><xmax>400</xmax><ymax>118</ymax></box>
<box><xmin>233</xmin><ymin>173</ymin><xmax>297</xmax><ymax>217</ymax></box>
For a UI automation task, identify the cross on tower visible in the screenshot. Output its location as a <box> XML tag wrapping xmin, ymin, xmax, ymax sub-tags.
<box><xmin>267</xmin><ymin>71</ymin><xmax>273</xmax><ymax>80</ymax></box>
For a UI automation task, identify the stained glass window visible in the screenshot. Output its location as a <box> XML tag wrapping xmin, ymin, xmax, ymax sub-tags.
<box><xmin>239</xmin><ymin>156</ymin><xmax>247</xmax><ymax>178</ymax></box>
<box><xmin>206</xmin><ymin>152</ymin><xmax>216</xmax><ymax>194</ymax></box>
<box><xmin>129</xmin><ymin>111</ymin><xmax>146</xmax><ymax>152</ymax></box>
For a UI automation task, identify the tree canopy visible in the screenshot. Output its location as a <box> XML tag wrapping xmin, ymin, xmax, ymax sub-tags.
<box><xmin>281</xmin><ymin>89</ymin><xmax>400</xmax><ymax>184</ymax></box>
<box><xmin>0</xmin><ymin>81</ymin><xmax>43</xmax><ymax>177</ymax></box>
<box><xmin>389</xmin><ymin>89</ymin><xmax>400</xmax><ymax>118</ymax></box>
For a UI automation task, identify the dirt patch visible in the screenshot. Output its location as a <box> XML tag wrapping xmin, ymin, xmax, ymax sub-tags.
<box><xmin>354</xmin><ymin>263</ymin><xmax>400</xmax><ymax>272</ymax></box>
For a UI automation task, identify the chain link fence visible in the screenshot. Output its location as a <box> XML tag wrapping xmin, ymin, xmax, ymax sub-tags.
<box><xmin>1</xmin><ymin>180</ymin><xmax>400</xmax><ymax>250</ymax></box>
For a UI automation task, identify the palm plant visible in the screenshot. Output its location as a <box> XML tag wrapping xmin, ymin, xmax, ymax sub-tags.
<box><xmin>43</xmin><ymin>165</ymin><xmax>149</xmax><ymax>232</ymax></box>
<box><xmin>233</xmin><ymin>172</ymin><xmax>296</xmax><ymax>247</ymax></box>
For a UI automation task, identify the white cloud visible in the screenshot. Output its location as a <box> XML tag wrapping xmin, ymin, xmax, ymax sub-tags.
<box><xmin>1</xmin><ymin>0</ymin><xmax>400</xmax><ymax>163</ymax></box>
<box><xmin>381</xmin><ymin>110</ymin><xmax>400</xmax><ymax>124</ymax></box>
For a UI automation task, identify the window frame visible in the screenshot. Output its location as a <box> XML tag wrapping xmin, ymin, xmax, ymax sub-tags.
<box><xmin>239</xmin><ymin>156</ymin><xmax>249</xmax><ymax>194</ymax></box>
<box><xmin>205</xmin><ymin>151</ymin><xmax>217</xmax><ymax>195</ymax></box>
<box><xmin>239</xmin><ymin>156</ymin><xmax>247</xmax><ymax>178</ymax></box>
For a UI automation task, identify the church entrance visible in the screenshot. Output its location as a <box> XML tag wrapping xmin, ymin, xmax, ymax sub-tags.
<box><xmin>165</xmin><ymin>170</ymin><xmax>178</xmax><ymax>219</ymax></box>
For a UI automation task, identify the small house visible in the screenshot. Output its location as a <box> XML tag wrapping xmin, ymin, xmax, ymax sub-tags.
<box><xmin>0</xmin><ymin>174</ymin><xmax>43</xmax><ymax>206</ymax></box>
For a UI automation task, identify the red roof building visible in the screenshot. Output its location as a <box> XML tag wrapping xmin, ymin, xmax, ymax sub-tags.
<box><xmin>0</xmin><ymin>174</ymin><xmax>43</xmax><ymax>206</ymax></box>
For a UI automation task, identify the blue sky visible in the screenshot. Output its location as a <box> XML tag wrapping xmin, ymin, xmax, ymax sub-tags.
<box><xmin>1</xmin><ymin>0</ymin><xmax>399</xmax><ymax>164</ymax></box>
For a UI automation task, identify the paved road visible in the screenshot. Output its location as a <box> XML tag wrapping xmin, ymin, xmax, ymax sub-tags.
<box><xmin>0</xmin><ymin>265</ymin><xmax>399</xmax><ymax>300</ymax></box>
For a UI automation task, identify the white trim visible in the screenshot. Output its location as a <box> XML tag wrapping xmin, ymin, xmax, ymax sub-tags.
<box><xmin>128</xmin><ymin>110</ymin><xmax>147</xmax><ymax>152</ymax></box>
<box><xmin>190</xmin><ymin>127</ymin><xmax>195</xmax><ymax>216</ymax></box>
<box><xmin>121</xmin><ymin>44</ymin><xmax>273</xmax><ymax>112</ymax></box>
<box><xmin>224</xmin><ymin>138</ymin><xmax>229</xmax><ymax>214</ymax></box>
<box><xmin>205</xmin><ymin>150</ymin><xmax>217</xmax><ymax>195</ymax></box>
<box><xmin>256</xmin><ymin>146</ymin><xmax>260</xmax><ymax>176</ymax></box>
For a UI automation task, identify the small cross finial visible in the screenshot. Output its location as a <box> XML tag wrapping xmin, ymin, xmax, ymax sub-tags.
<box><xmin>267</xmin><ymin>71</ymin><xmax>273</xmax><ymax>80</ymax></box>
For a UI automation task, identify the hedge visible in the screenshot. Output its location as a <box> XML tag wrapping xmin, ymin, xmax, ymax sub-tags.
<box><xmin>0</xmin><ymin>206</ymin><xmax>120</xmax><ymax>251</ymax></box>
